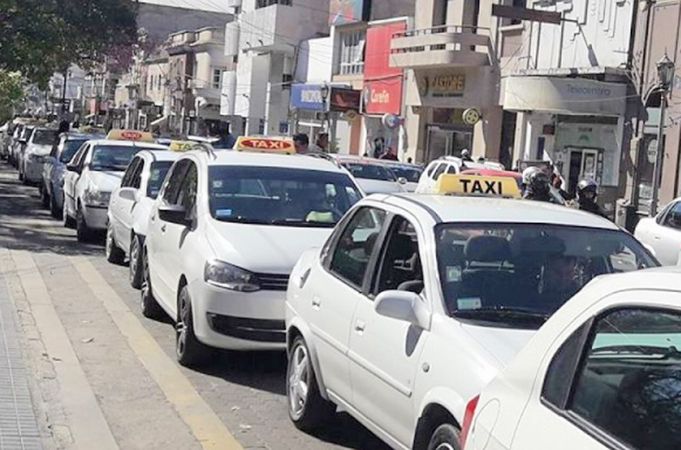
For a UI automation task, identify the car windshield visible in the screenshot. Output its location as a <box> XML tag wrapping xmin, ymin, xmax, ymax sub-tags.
<box><xmin>32</xmin><ymin>129</ymin><xmax>58</xmax><ymax>146</ymax></box>
<box><xmin>60</xmin><ymin>139</ymin><xmax>88</xmax><ymax>163</ymax></box>
<box><xmin>436</xmin><ymin>223</ymin><xmax>658</xmax><ymax>328</ymax></box>
<box><xmin>208</xmin><ymin>166</ymin><xmax>362</xmax><ymax>227</ymax></box>
<box><xmin>390</xmin><ymin>166</ymin><xmax>422</xmax><ymax>183</ymax></box>
<box><xmin>90</xmin><ymin>145</ymin><xmax>151</xmax><ymax>171</ymax></box>
<box><xmin>147</xmin><ymin>161</ymin><xmax>173</xmax><ymax>199</ymax></box>
<box><xmin>342</xmin><ymin>163</ymin><xmax>396</xmax><ymax>181</ymax></box>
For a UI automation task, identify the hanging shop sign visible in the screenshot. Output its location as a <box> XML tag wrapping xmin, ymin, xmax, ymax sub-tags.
<box><xmin>462</xmin><ymin>108</ymin><xmax>481</xmax><ymax>125</ymax></box>
<box><xmin>329</xmin><ymin>87</ymin><xmax>362</xmax><ymax>112</ymax></box>
<box><xmin>290</xmin><ymin>84</ymin><xmax>325</xmax><ymax>111</ymax></box>
<box><xmin>363</xmin><ymin>20</ymin><xmax>406</xmax><ymax>115</ymax></box>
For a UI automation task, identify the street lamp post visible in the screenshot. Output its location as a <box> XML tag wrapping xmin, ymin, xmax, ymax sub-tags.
<box><xmin>650</xmin><ymin>53</ymin><xmax>675</xmax><ymax>216</ymax></box>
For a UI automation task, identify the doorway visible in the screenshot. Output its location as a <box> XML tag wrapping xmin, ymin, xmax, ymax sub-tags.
<box><xmin>566</xmin><ymin>147</ymin><xmax>601</xmax><ymax>194</ymax></box>
<box><xmin>425</xmin><ymin>125</ymin><xmax>473</xmax><ymax>162</ymax></box>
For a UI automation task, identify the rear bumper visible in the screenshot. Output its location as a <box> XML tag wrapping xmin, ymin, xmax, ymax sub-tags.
<box><xmin>82</xmin><ymin>205</ymin><xmax>108</xmax><ymax>230</ymax></box>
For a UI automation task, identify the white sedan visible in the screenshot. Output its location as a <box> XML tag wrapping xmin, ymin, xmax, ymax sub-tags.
<box><xmin>634</xmin><ymin>197</ymin><xmax>681</xmax><ymax>266</ymax></box>
<box><xmin>285</xmin><ymin>174</ymin><xmax>657</xmax><ymax>450</ymax></box>
<box><xmin>464</xmin><ymin>267</ymin><xmax>681</xmax><ymax>450</ymax></box>
<box><xmin>106</xmin><ymin>150</ymin><xmax>177</xmax><ymax>288</ymax></box>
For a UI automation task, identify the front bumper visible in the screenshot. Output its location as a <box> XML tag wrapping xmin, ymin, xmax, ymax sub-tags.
<box><xmin>82</xmin><ymin>204</ymin><xmax>108</xmax><ymax>230</ymax></box>
<box><xmin>189</xmin><ymin>279</ymin><xmax>287</xmax><ymax>351</ymax></box>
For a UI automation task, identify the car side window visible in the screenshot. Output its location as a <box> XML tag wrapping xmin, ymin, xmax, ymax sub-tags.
<box><xmin>663</xmin><ymin>202</ymin><xmax>681</xmax><ymax>230</ymax></box>
<box><xmin>552</xmin><ymin>308</ymin><xmax>681</xmax><ymax>449</ymax></box>
<box><xmin>446</xmin><ymin>164</ymin><xmax>458</xmax><ymax>174</ymax></box>
<box><xmin>373</xmin><ymin>216</ymin><xmax>423</xmax><ymax>295</ymax></box>
<box><xmin>131</xmin><ymin>159</ymin><xmax>144</xmax><ymax>189</ymax></box>
<box><xmin>329</xmin><ymin>207</ymin><xmax>387</xmax><ymax>290</ymax></box>
<box><xmin>50</xmin><ymin>139</ymin><xmax>61</xmax><ymax>158</ymax></box>
<box><xmin>432</xmin><ymin>163</ymin><xmax>447</xmax><ymax>181</ymax></box>
<box><xmin>70</xmin><ymin>144</ymin><xmax>88</xmax><ymax>167</ymax></box>
<box><xmin>121</xmin><ymin>158</ymin><xmax>141</xmax><ymax>188</ymax></box>
<box><xmin>176</xmin><ymin>162</ymin><xmax>198</xmax><ymax>213</ymax></box>
<box><xmin>162</xmin><ymin>160</ymin><xmax>189</xmax><ymax>205</ymax></box>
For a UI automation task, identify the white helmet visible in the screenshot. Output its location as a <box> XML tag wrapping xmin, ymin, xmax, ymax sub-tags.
<box><xmin>522</xmin><ymin>166</ymin><xmax>541</xmax><ymax>185</ymax></box>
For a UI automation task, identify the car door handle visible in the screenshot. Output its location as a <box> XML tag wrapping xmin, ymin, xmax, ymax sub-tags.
<box><xmin>354</xmin><ymin>320</ymin><xmax>366</xmax><ymax>333</ymax></box>
<box><xmin>312</xmin><ymin>297</ymin><xmax>321</xmax><ymax>309</ymax></box>
<box><xmin>161</xmin><ymin>224</ymin><xmax>167</xmax><ymax>233</ymax></box>
<box><xmin>654</xmin><ymin>236</ymin><xmax>662</xmax><ymax>240</ymax></box>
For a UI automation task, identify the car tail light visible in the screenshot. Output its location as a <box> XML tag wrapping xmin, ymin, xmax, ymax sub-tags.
<box><xmin>460</xmin><ymin>394</ymin><xmax>480</xmax><ymax>449</ymax></box>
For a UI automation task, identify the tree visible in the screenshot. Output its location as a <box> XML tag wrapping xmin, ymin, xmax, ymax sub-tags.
<box><xmin>0</xmin><ymin>0</ymin><xmax>138</xmax><ymax>86</ymax></box>
<box><xmin>0</xmin><ymin>71</ymin><xmax>25</xmax><ymax>123</ymax></box>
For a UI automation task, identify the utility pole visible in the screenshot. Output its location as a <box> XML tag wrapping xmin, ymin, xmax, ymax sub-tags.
<box><xmin>650</xmin><ymin>53</ymin><xmax>675</xmax><ymax>216</ymax></box>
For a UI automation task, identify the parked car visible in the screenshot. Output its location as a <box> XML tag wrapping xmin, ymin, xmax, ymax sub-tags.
<box><xmin>11</xmin><ymin>124</ymin><xmax>35</xmax><ymax>168</ymax></box>
<box><xmin>464</xmin><ymin>267</ymin><xmax>681</xmax><ymax>450</ymax></box>
<box><xmin>382</xmin><ymin>161</ymin><xmax>424</xmax><ymax>192</ymax></box>
<box><xmin>41</xmin><ymin>132</ymin><xmax>103</xmax><ymax>218</ymax></box>
<box><xmin>19</xmin><ymin>127</ymin><xmax>59</xmax><ymax>184</ymax></box>
<box><xmin>285</xmin><ymin>174</ymin><xmax>657</xmax><ymax>450</ymax></box>
<box><xmin>634</xmin><ymin>197</ymin><xmax>681</xmax><ymax>266</ymax></box>
<box><xmin>142</xmin><ymin>142</ymin><xmax>363</xmax><ymax>367</ymax></box>
<box><xmin>335</xmin><ymin>155</ymin><xmax>406</xmax><ymax>194</ymax></box>
<box><xmin>62</xmin><ymin>132</ymin><xmax>167</xmax><ymax>241</ymax></box>
<box><xmin>106</xmin><ymin>150</ymin><xmax>178</xmax><ymax>288</ymax></box>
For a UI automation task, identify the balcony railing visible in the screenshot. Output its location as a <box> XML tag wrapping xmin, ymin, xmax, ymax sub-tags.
<box><xmin>390</xmin><ymin>25</ymin><xmax>495</xmax><ymax>69</ymax></box>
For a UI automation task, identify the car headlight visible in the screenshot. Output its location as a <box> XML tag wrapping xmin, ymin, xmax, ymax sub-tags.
<box><xmin>83</xmin><ymin>189</ymin><xmax>111</xmax><ymax>207</ymax></box>
<box><xmin>204</xmin><ymin>260</ymin><xmax>260</xmax><ymax>292</ymax></box>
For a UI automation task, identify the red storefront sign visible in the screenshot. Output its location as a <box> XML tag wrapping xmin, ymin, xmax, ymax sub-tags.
<box><xmin>363</xmin><ymin>21</ymin><xmax>406</xmax><ymax>116</ymax></box>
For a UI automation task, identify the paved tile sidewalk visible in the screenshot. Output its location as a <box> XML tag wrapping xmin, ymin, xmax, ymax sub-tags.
<box><xmin>0</xmin><ymin>273</ymin><xmax>42</xmax><ymax>450</ymax></box>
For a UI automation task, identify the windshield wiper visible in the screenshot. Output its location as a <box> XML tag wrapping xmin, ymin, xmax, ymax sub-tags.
<box><xmin>270</xmin><ymin>219</ymin><xmax>336</xmax><ymax>227</ymax></box>
<box><xmin>92</xmin><ymin>164</ymin><xmax>126</xmax><ymax>171</ymax></box>
<box><xmin>215</xmin><ymin>216</ymin><xmax>270</xmax><ymax>225</ymax></box>
<box><xmin>591</xmin><ymin>345</ymin><xmax>681</xmax><ymax>359</ymax></box>
<box><xmin>452</xmin><ymin>306</ymin><xmax>549</xmax><ymax>322</ymax></box>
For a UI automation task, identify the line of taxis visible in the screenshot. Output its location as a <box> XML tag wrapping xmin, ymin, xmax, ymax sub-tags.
<box><xmin>13</xmin><ymin>129</ymin><xmax>681</xmax><ymax>450</ymax></box>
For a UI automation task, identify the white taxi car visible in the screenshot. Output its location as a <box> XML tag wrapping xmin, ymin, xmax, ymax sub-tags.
<box><xmin>634</xmin><ymin>197</ymin><xmax>681</xmax><ymax>266</ymax></box>
<box><xmin>106</xmin><ymin>149</ymin><xmax>178</xmax><ymax>288</ymax></box>
<box><xmin>415</xmin><ymin>156</ymin><xmax>503</xmax><ymax>194</ymax></box>
<box><xmin>464</xmin><ymin>267</ymin><xmax>681</xmax><ymax>450</ymax></box>
<box><xmin>335</xmin><ymin>155</ymin><xmax>407</xmax><ymax>194</ymax></box>
<box><xmin>62</xmin><ymin>130</ymin><xmax>167</xmax><ymax>242</ymax></box>
<box><xmin>284</xmin><ymin>174</ymin><xmax>657</xmax><ymax>450</ymax></box>
<box><xmin>19</xmin><ymin>127</ymin><xmax>59</xmax><ymax>184</ymax></box>
<box><xmin>141</xmin><ymin>137</ymin><xmax>363</xmax><ymax>367</ymax></box>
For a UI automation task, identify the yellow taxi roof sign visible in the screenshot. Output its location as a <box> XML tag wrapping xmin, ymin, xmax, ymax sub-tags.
<box><xmin>169</xmin><ymin>140</ymin><xmax>195</xmax><ymax>152</ymax></box>
<box><xmin>106</xmin><ymin>129</ymin><xmax>155</xmax><ymax>143</ymax></box>
<box><xmin>234</xmin><ymin>136</ymin><xmax>295</xmax><ymax>155</ymax></box>
<box><xmin>436</xmin><ymin>174</ymin><xmax>521</xmax><ymax>199</ymax></box>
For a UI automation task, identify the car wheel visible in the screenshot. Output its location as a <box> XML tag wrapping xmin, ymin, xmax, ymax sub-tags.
<box><xmin>18</xmin><ymin>166</ymin><xmax>23</xmax><ymax>181</ymax></box>
<box><xmin>105</xmin><ymin>224</ymin><xmax>126</xmax><ymax>264</ymax></box>
<box><xmin>426</xmin><ymin>423</ymin><xmax>461</xmax><ymax>450</ymax></box>
<box><xmin>76</xmin><ymin>205</ymin><xmax>93</xmax><ymax>242</ymax></box>
<box><xmin>140</xmin><ymin>248</ymin><xmax>163</xmax><ymax>318</ymax></box>
<box><xmin>63</xmin><ymin>201</ymin><xmax>76</xmax><ymax>228</ymax></box>
<box><xmin>40</xmin><ymin>184</ymin><xmax>50</xmax><ymax>208</ymax></box>
<box><xmin>175</xmin><ymin>286</ymin><xmax>213</xmax><ymax>367</ymax></box>
<box><xmin>287</xmin><ymin>336</ymin><xmax>335</xmax><ymax>431</ymax></box>
<box><xmin>129</xmin><ymin>234</ymin><xmax>143</xmax><ymax>289</ymax></box>
<box><xmin>50</xmin><ymin>188</ymin><xmax>62</xmax><ymax>219</ymax></box>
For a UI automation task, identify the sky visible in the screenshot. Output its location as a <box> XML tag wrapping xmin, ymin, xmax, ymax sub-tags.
<box><xmin>138</xmin><ymin>0</ymin><xmax>231</xmax><ymax>14</ymax></box>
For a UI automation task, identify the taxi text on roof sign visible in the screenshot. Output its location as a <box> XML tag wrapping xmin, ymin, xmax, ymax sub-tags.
<box><xmin>234</xmin><ymin>136</ymin><xmax>296</xmax><ymax>155</ymax></box>
<box><xmin>436</xmin><ymin>174</ymin><xmax>521</xmax><ymax>199</ymax></box>
<box><xmin>106</xmin><ymin>129</ymin><xmax>155</xmax><ymax>143</ymax></box>
<box><xmin>169</xmin><ymin>140</ymin><xmax>195</xmax><ymax>152</ymax></box>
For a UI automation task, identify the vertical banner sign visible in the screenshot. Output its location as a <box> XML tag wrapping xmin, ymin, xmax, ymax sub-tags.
<box><xmin>363</xmin><ymin>21</ymin><xmax>407</xmax><ymax>116</ymax></box>
<box><xmin>329</xmin><ymin>0</ymin><xmax>365</xmax><ymax>25</ymax></box>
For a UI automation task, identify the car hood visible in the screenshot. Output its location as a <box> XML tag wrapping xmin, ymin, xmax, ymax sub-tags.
<box><xmin>460</xmin><ymin>323</ymin><xmax>536</xmax><ymax>368</ymax></box>
<box><xmin>206</xmin><ymin>219</ymin><xmax>333</xmax><ymax>274</ymax></box>
<box><xmin>356</xmin><ymin>178</ymin><xmax>404</xmax><ymax>194</ymax></box>
<box><xmin>26</xmin><ymin>144</ymin><xmax>51</xmax><ymax>155</ymax></box>
<box><xmin>87</xmin><ymin>170</ymin><xmax>123</xmax><ymax>192</ymax></box>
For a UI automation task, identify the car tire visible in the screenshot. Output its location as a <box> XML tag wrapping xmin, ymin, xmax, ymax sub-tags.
<box><xmin>76</xmin><ymin>205</ymin><xmax>93</xmax><ymax>242</ymax></box>
<box><xmin>50</xmin><ymin>189</ymin><xmax>62</xmax><ymax>219</ymax></box>
<box><xmin>129</xmin><ymin>234</ymin><xmax>143</xmax><ymax>289</ymax></box>
<box><xmin>105</xmin><ymin>224</ymin><xmax>126</xmax><ymax>264</ymax></box>
<box><xmin>18</xmin><ymin>166</ymin><xmax>23</xmax><ymax>181</ymax></box>
<box><xmin>287</xmin><ymin>336</ymin><xmax>335</xmax><ymax>431</ymax></box>
<box><xmin>40</xmin><ymin>185</ymin><xmax>50</xmax><ymax>208</ymax></box>
<box><xmin>426</xmin><ymin>423</ymin><xmax>461</xmax><ymax>450</ymax></box>
<box><xmin>176</xmin><ymin>286</ymin><xmax>213</xmax><ymax>367</ymax></box>
<box><xmin>62</xmin><ymin>201</ymin><xmax>76</xmax><ymax>228</ymax></box>
<box><xmin>140</xmin><ymin>248</ymin><xmax>163</xmax><ymax>319</ymax></box>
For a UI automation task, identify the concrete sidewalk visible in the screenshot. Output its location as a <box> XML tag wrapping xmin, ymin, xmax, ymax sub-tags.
<box><xmin>0</xmin><ymin>273</ymin><xmax>42</xmax><ymax>450</ymax></box>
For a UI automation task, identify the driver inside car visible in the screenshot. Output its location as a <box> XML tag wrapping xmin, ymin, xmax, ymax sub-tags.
<box><xmin>539</xmin><ymin>255</ymin><xmax>581</xmax><ymax>310</ymax></box>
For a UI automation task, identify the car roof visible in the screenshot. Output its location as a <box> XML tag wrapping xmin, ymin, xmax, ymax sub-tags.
<box><xmin>379</xmin><ymin>194</ymin><xmax>619</xmax><ymax>229</ymax></box>
<box><xmin>461</xmin><ymin>169</ymin><xmax>522</xmax><ymax>179</ymax></box>
<box><xmin>87</xmin><ymin>139</ymin><xmax>168</xmax><ymax>150</ymax></box>
<box><xmin>335</xmin><ymin>155</ymin><xmax>392</xmax><ymax>167</ymax></box>
<box><xmin>195</xmin><ymin>151</ymin><xmax>350</xmax><ymax>173</ymax></box>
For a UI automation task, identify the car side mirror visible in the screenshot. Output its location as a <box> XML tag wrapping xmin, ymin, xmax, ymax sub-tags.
<box><xmin>397</xmin><ymin>177</ymin><xmax>408</xmax><ymax>185</ymax></box>
<box><xmin>158</xmin><ymin>204</ymin><xmax>191</xmax><ymax>227</ymax></box>
<box><xmin>374</xmin><ymin>290</ymin><xmax>430</xmax><ymax>330</ymax></box>
<box><xmin>118</xmin><ymin>187</ymin><xmax>137</xmax><ymax>202</ymax></box>
<box><xmin>19</xmin><ymin>139</ymin><xmax>27</xmax><ymax>145</ymax></box>
<box><xmin>66</xmin><ymin>164</ymin><xmax>81</xmax><ymax>174</ymax></box>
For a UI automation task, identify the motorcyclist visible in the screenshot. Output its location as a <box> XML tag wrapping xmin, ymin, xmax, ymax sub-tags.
<box><xmin>523</xmin><ymin>169</ymin><xmax>553</xmax><ymax>202</ymax></box>
<box><xmin>576</xmin><ymin>179</ymin><xmax>606</xmax><ymax>217</ymax></box>
<box><xmin>461</xmin><ymin>149</ymin><xmax>473</xmax><ymax>162</ymax></box>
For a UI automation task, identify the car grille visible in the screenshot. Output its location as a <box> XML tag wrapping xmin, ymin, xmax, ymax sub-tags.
<box><xmin>255</xmin><ymin>273</ymin><xmax>289</xmax><ymax>291</ymax></box>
